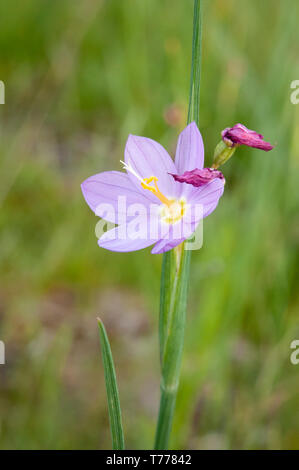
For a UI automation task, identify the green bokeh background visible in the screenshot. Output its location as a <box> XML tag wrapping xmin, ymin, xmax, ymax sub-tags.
<box><xmin>0</xmin><ymin>0</ymin><xmax>298</xmax><ymax>449</ymax></box>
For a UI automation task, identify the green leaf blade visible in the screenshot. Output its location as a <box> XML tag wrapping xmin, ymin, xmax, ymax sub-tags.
<box><xmin>97</xmin><ymin>318</ymin><xmax>125</xmax><ymax>450</ymax></box>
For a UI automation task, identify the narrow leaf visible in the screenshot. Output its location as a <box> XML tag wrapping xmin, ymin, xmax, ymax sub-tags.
<box><xmin>97</xmin><ymin>318</ymin><xmax>125</xmax><ymax>450</ymax></box>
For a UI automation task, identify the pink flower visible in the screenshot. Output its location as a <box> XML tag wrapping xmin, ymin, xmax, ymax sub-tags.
<box><xmin>222</xmin><ymin>124</ymin><xmax>274</xmax><ymax>151</ymax></box>
<box><xmin>170</xmin><ymin>168</ymin><xmax>224</xmax><ymax>187</ymax></box>
<box><xmin>81</xmin><ymin>122</ymin><xmax>225</xmax><ymax>254</ymax></box>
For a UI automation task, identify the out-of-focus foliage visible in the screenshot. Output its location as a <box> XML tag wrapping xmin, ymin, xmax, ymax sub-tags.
<box><xmin>0</xmin><ymin>0</ymin><xmax>298</xmax><ymax>449</ymax></box>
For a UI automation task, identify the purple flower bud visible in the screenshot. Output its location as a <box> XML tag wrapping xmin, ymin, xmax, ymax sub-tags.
<box><xmin>170</xmin><ymin>168</ymin><xmax>224</xmax><ymax>187</ymax></box>
<box><xmin>222</xmin><ymin>124</ymin><xmax>274</xmax><ymax>151</ymax></box>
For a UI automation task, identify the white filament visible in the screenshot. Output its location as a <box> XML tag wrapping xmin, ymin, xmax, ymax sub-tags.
<box><xmin>120</xmin><ymin>159</ymin><xmax>144</xmax><ymax>183</ymax></box>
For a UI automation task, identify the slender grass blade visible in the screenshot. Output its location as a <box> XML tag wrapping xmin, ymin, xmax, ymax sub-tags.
<box><xmin>97</xmin><ymin>318</ymin><xmax>125</xmax><ymax>450</ymax></box>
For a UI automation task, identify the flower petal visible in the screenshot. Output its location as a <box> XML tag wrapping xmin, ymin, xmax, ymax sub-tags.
<box><xmin>151</xmin><ymin>217</ymin><xmax>198</xmax><ymax>254</ymax></box>
<box><xmin>151</xmin><ymin>237</ymin><xmax>184</xmax><ymax>254</ymax></box>
<box><xmin>98</xmin><ymin>217</ymin><xmax>157</xmax><ymax>252</ymax></box>
<box><xmin>222</xmin><ymin>124</ymin><xmax>274</xmax><ymax>151</ymax></box>
<box><xmin>81</xmin><ymin>171</ymin><xmax>152</xmax><ymax>223</ymax></box>
<box><xmin>124</xmin><ymin>134</ymin><xmax>179</xmax><ymax>200</ymax></box>
<box><xmin>187</xmin><ymin>178</ymin><xmax>225</xmax><ymax>220</ymax></box>
<box><xmin>174</xmin><ymin>122</ymin><xmax>205</xmax><ymax>199</ymax></box>
<box><xmin>171</xmin><ymin>167</ymin><xmax>224</xmax><ymax>187</ymax></box>
<box><xmin>175</xmin><ymin>122</ymin><xmax>204</xmax><ymax>173</ymax></box>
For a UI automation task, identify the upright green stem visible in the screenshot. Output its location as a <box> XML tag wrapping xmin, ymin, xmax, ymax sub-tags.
<box><xmin>188</xmin><ymin>0</ymin><xmax>202</xmax><ymax>126</ymax></box>
<box><xmin>155</xmin><ymin>246</ymin><xmax>191</xmax><ymax>449</ymax></box>
<box><xmin>154</xmin><ymin>0</ymin><xmax>202</xmax><ymax>450</ymax></box>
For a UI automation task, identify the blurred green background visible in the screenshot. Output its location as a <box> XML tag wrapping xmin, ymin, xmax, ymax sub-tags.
<box><xmin>0</xmin><ymin>0</ymin><xmax>298</xmax><ymax>449</ymax></box>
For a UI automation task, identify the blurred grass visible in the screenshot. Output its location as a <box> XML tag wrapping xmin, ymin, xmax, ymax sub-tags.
<box><xmin>0</xmin><ymin>0</ymin><xmax>298</xmax><ymax>449</ymax></box>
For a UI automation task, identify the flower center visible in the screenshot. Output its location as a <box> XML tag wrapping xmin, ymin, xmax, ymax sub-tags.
<box><xmin>141</xmin><ymin>176</ymin><xmax>186</xmax><ymax>224</ymax></box>
<box><xmin>121</xmin><ymin>160</ymin><xmax>185</xmax><ymax>224</ymax></box>
<box><xmin>160</xmin><ymin>198</ymin><xmax>186</xmax><ymax>224</ymax></box>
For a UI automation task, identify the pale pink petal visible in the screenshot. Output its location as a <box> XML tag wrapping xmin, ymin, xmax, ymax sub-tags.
<box><xmin>174</xmin><ymin>122</ymin><xmax>205</xmax><ymax>199</ymax></box>
<box><xmin>124</xmin><ymin>134</ymin><xmax>180</xmax><ymax>201</ymax></box>
<box><xmin>175</xmin><ymin>122</ymin><xmax>204</xmax><ymax>173</ymax></box>
<box><xmin>98</xmin><ymin>216</ymin><xmax>157</xmax><ymax>252</ymax></box>
<box><xmin>151</xmin><ymin>218</ymin><xmax>198</xmax><ymax>254</ymax></box>
<box><xmin>187</xmin><ymin>178</ymin><xmax>225</xmax><ymax>220</ymax></box>
<box><xmin>151</xmin><ymin>237</ymin><xmax>184</xmax><ymax>254</ymax></box>
<box><xmin>81</xmin><ymin>171</ymin><xmax>152</xmax><ymax>223</ymax></box>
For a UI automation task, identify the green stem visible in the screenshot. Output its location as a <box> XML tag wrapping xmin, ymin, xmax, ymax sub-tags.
<box><xmin>155</xmin><ymin>246</ymin><xmax>191</xmax><ymax>449</ymax></box>
<box><xmin>154</xmin><ymin>0</ymin><xmax>202</xmax><ymax>450</ymax></box>
<box><xmin>188</xmin><ymin>0</ymin><xmax>202</xmax><ymax>127</ymax></box>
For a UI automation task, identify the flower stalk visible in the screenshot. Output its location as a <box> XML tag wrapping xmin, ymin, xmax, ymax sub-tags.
<box><xmin>154</xmin><ymin>0</ymin><xmax>202</xmax><ymax>450</ymax></box>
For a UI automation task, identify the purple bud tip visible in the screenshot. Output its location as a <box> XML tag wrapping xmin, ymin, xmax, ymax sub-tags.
<box><xmin>221</xmin><ymin>123</ymin><xmax>274</xmax><ymax>151</ymax></box>
<box><xmin>170</xmin><ymin>168</ymin><xmax>224</xmax><ymax>188</ymax></box>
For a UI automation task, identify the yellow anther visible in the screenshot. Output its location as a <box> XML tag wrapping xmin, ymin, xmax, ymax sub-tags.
<box><xmin>141</xmin><ymin>176</ymin><xmax>158</xmax><ymax>193</ymax></box>
<box><xmin>141</xmin><ymin>176</ymin><xmax>172</xmax><ymax>207</ymax></box>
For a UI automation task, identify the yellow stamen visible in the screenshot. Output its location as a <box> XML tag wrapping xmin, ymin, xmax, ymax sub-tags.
<box><xmin>160</xmin><ymin>198</ymin><xmax>186</xmax><ymax>224</ymax></box>
<box><xmin>140</xmin><ymin>175</ymin><xmax>186</xmax><ymax>224</ymax></box>
<box><xmin>141</xmin><ymin>176</ymin><xmax>172</xmax><ymax>207</ymax></box>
